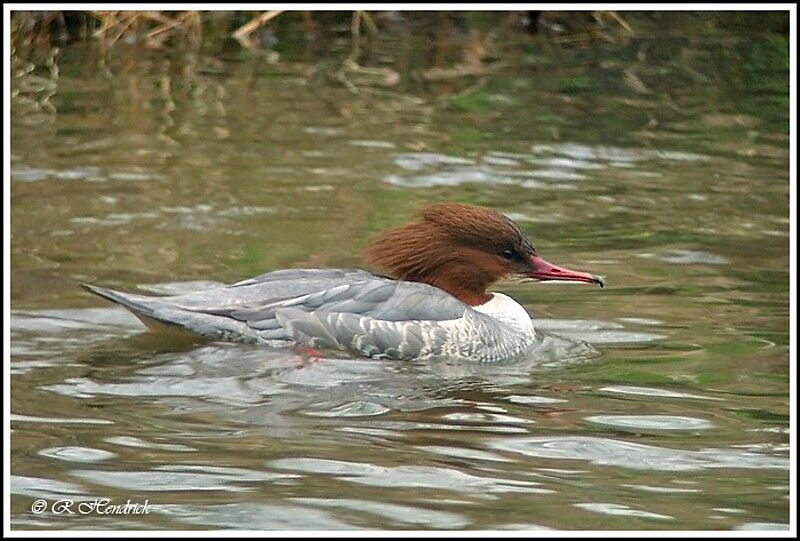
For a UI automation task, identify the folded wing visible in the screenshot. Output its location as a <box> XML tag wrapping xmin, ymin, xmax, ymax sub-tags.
<box><xmin>84</xmin><ymin>269</ymin><xmax>494</xmax><ymax>359</ymax></box>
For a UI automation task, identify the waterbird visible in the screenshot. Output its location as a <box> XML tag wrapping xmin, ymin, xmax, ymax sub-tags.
<box><xmin>83</xmin><ymin>202</ymin><xmax>604</xmax><ymax>362</ymax></box>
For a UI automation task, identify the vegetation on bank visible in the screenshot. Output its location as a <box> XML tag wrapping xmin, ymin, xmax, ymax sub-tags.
<box><xmin>12</xmin><ymin>10</ymin><xmax>642</xmax><ymax>51</ymax></box>
<box><xmin>11</xmin><ymin>10</ymin><xmax>789</xmax><ymax>52</ymax></box>
<box><xmin>10</xmin><ymin>11</ymin><xmax>789</xmax><ymax>122</ymax></box>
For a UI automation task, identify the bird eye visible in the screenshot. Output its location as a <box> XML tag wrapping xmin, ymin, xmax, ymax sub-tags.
<box><xmin>501</xmin><ymin>249</ymin><xmax>515</xmax><ymax>260</ymax></box>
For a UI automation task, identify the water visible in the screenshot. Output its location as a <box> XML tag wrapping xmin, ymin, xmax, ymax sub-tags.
<box><xmin>10</xmin><ymin>13</ymin><xmax>790</xmax><ymax>530</ymax></box>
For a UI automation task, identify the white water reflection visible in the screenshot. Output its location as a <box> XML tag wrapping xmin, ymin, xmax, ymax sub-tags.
<box><xmin>10</xmin><ymin>164</ymin><xmax>159</xmax><ymax>183</ymax></box>
<box><xmin>269</xmin><ymin>458</ymin><xmax>552</xmax><ymax>495</ymax></box>
<box><xmin>622</xmin><ymin>484</ymin><xmax>702</xmax><ymax>494</ymax></box>
<box><xmin>584</xmin><ymin>415</ymin><xmax>715</xmax><ymax>431</ymax></box>
<box><xmin>574</xmin><ymin>502</ymin><xmax>673</xmax><ymax>520</ymax></box>
<box><xmin>735</xmin><ymin>522</ymin><xmax>790</xmax><ymax>531</ymax></box>
<box><xmin>292</xmin><ymin>498</ymin><xmax>469</xmax><ymax>529</ymax></box>
<box><xmin>10</xmin><ymin>414</ymin><xmax>115</xmax><ymax>425</ymax></box>
<box><xmin>598</xmin><ymin>385</ymin><xmax>723</xmax><ymax>401</ymax></box>
<box><xmin>384</xmin><ymin>144</ymin><xmax>709</xmax><ymax>189</ymax></box>
<box><xmin>641</xmin><ymin>249</ymin><xmax>730</xmax><ymax>265</ymax></box>
<box><xmin>490</xmin><ymin>436</ymin><xmax>789</xmax><ymax>472</ymax></box>
<box><xmin>68</xmin><ymin>204</ymin><xmax>276</xmax><ymax>230</ymax></box>
<box><xmin>11</xmin><ymin>475</ymin><xmax>91</xmax><ymax>500</ymax></box>
<box><xmin>156</xmin><ymin>502</ymin><xmax>359</xmax><ymax>530</ymax></box>
<box><xmin>104</xmin><ymin>436</ymin><xmax>196</xmax><ymax>452</ymax></box>
<box><xmin>70</xmin><ymin>465</ymin><xmax>299</xmax><ymax>492</ymax></box>
<box><xmin>38</xmin><ymin>446</ymin><xmax>117</xmax><ymax>463</ymax></box>
<box><xmin>529</xmin><ymin>143</ymin><xmax>708</xmax><ymax>163</ymax></box>
<box><xmin>416</xmin><ymin>446</ymin><xmax>514</xmax><ymax>463</ymax></box>
<box><xmin>302</xmin><ymin>401</ymin><xmax>391</xmax><ymax>417</ymax></box>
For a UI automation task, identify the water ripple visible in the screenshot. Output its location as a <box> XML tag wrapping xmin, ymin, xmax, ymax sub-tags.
<box><xmin>292</xmin><ymin>497</ymin><xmax>469</xmax><ymax>528</ymax></box>
<box><xmin>269</xmin><ymin>457</ymin><xmax>551</xmax><ymax>495</ymax></box>
<box><xmin>598</xmin><ymin>386</ymin><xmax>723</xmax><ymax>401</ymax></box>
<box><xmin>490</xmin><ymin>436</ymin><xmax>789</xmax><ymax>471</ymax></box>
<box><xmin>584</xmin><ymin>415</ymin><xmax>715</xmax><ymax>431</ymax></box>
<box><xmin>38</xmin><ymin>446</ymin><xmax>117</xmax><ymax>463</ymax></box>
<box><xmin>70</xmin><ymin>465</ymin><xmax>298</xmax><ymax>492</ymax></box>
<box><xmin>383</xmin><ymin>144</ymin><xmax>709</xmax><ymax>189</ymax></box>
<box><xmin>574</xmin><ymin>502</ymin><xmax>673</xmax><ymax>520</ymax></box>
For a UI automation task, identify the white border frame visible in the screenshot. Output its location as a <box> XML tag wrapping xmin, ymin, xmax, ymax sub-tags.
<box><xmin>3</xmin><ymin>3</ymin><xmax>796</xmax><ymax>537</ymax></box>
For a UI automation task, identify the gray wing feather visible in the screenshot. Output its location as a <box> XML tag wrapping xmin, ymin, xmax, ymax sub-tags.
<box><xmin>163</xmin><ymin>269</ymin><xmax>378</xmax><ymax>311</ymax></box>
<box><xmin>242</xmin><ymin>278</ymin><xmax>473</xmax><ymax>357</ymax></box>
<box><xmin>230</xmin><ymin>268</ymin><xmax>375</xmax><ymax>288</ymax></box>
<box><xmin>84</xmin><ymin>269</ymin><xmax>485</xmax><ymax>358</ymax></box>
<box><xmin>204</xmin><ymin>278</ymin><xmax>470</xmax><ymax>334</ymax></box>
<box><xmin>274</xmin><ymin>307</ymin><xmax>341</xmax><ymax>348</ymax></box>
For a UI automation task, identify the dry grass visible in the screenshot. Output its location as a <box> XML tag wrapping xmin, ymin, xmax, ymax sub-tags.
<box><xmin>11</xmin><ymin>10</ymin><xmax>636</xmax><ymax>52</ymax></box>
<box><xmin>90</xmin><ymin>11</ymin><xmax>203</xmax><ymax>48</ymax></box>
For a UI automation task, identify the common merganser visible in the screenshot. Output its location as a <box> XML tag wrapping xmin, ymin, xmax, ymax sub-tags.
<box><xmin>83</xmin><ymin>203</ymin><xmax>604</xmax><ymax>363</ymax></box>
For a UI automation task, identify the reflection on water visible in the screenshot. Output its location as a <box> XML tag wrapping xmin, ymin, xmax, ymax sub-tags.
<box><xmin>384</xmin><ymin>144</ymin><xmax>709</xmax><ymax>188</ymax></box>
<box><xmin>10</xmin><ymin>13</ymin><xmax>789</xmax><ymax>531</ymax></box>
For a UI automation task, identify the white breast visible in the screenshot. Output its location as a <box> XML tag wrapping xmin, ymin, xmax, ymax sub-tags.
<box><xmin>409</xmin><ymin>292</ymin><xmax>535</xmax><ymax>363</ymax></box>
<box><xmin>472</xmin><ymin>292</ymin><xmax>534</xmax><ymax>335</ymax></box>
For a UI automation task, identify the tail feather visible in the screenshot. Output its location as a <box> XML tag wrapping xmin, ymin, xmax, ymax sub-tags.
<box><xmin>81</xmin><ymin>283</ymin><xmax>190</xmax><ymax>334</ymax></box>
<box><xmin>81</xmin><ymin>283</ymin><xmax>258</xmax><ymax>342</ymax></box>
<box><xmin>81</xmin><ymin>284</ymin><xmax>156</xmax><ymax>316</ymax></box>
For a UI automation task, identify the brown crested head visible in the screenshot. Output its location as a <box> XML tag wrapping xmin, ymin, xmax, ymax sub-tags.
<box><xmin>363</xmin><ymin>202</ymin><xmax>538</xmax><ymax>306</ymax></box>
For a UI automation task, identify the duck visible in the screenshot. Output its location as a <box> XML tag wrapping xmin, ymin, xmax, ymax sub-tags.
<box><xmin>82</xmin><ymin>202</ymin><xmax>604</xmax><ymax>363</ymax></box>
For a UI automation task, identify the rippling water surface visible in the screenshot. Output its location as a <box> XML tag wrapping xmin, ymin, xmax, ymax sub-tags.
<box><xmin>10</xmin><ymin>13</ymin><xmax>790</xmax><ymax>530</ymax></box>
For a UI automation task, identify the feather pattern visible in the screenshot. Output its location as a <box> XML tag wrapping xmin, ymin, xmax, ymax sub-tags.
<box><xmin>82</xmin><ymin>269</ymin><xmax>537</xmax><ymax>363</ymax></box>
